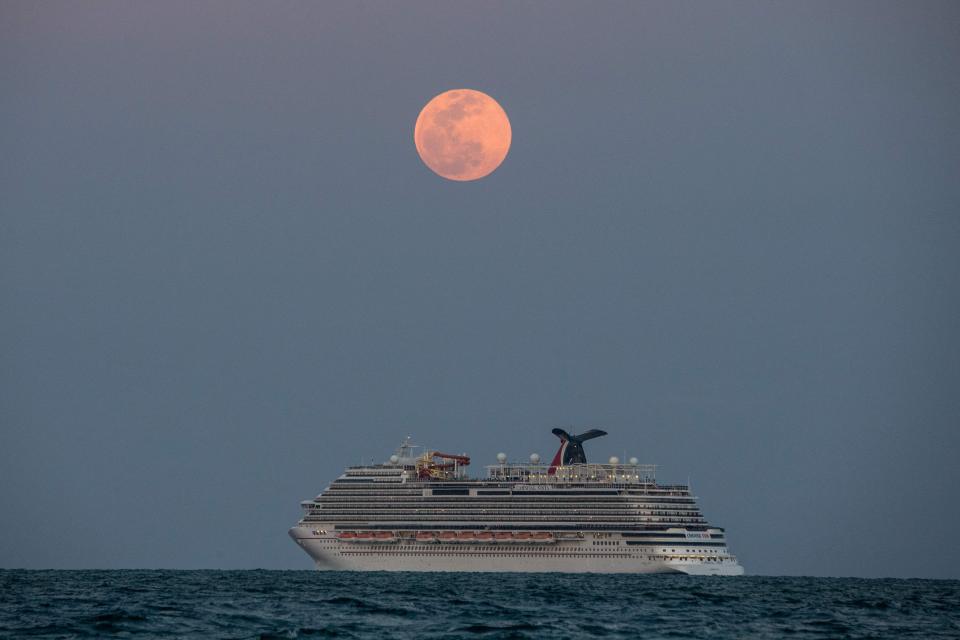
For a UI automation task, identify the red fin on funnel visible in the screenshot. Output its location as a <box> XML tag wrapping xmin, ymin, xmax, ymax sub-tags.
<box><xmin>548</xmin><ymin>439</ymin><xmax>566</xmax><ymax>475</ymax></box>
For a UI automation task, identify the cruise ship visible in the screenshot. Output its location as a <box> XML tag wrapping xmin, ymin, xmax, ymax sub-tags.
<box><xmin>288</xmin><ymin>429</ymin><xmax>744</xmax><ymax>575</ymax></box>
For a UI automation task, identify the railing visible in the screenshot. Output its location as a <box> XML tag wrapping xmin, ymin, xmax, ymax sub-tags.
<box><xmin>301</xmin><ymin>515</ymin><xmax>708</xmax><ymax>524</ymax></box>
<box><xmin>310</xmin><ymin>509</ymin><xmax>704</xmax><ymax>518</ymax></box>
<box><xmin>485</xmin><ymin>462</ymin><xmax>656</xmax><ymax>484</ymax></box>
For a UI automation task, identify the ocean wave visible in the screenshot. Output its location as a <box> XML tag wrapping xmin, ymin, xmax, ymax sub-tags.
<box><xmin>1</xmin><ymin>571</ymin><xmax>958</xmax><ymax>639</ymax></box>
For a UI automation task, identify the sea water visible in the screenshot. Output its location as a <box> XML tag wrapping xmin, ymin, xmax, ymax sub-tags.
<box><xmin>2</xmin><ymin>570</ymin><xmax>958</xmax><ymax>638</ymax></box>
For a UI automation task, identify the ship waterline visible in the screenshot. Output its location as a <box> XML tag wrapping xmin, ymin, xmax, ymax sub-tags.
<box><xmin>289</xmin><ymin>431</ymin><xmax>744</xmax><ymax>575</ymax></box>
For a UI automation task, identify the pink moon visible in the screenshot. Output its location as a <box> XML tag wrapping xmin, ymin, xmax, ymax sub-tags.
<box><xmin>414</xmin><ymin>89</ymin><xmax>512</xmax><ymax>181</ymax></box>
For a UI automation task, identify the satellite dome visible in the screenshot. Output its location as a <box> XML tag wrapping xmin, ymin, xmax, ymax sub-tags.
<box><xmin>609</xmin><ymin>456</ymin><xmax>620</xmax><ymax>465</ymax></box>
<box><xmin>496</xmin><ymin>452</ymin><xmax>507</xmax><ymax>463</ymax></box>
<box><xmin>389</xmin><ymin>455</ymin><xmax>399</xmax><ymax>464</ymax></box>
<box><xmin>530</xmin><ymin>453</ymin><xmax>541</xmax><ymax>464</ymax></box>
<box><xmin>629</xmin><ymin>457</ymin><xmax>639</xmax><ymax>465</ymax></box>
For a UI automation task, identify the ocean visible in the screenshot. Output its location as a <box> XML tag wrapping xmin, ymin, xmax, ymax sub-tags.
<box><xmin>1</xmin><ymin>570</ymin><xmax>958</xmax><ymax>639</ymax></box>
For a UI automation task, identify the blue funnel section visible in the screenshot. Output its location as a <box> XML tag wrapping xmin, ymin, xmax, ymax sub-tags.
<box><xmin>551</xmin><ymin>428</ymin><xmax>608</xmax><ymax>465</ymax></box>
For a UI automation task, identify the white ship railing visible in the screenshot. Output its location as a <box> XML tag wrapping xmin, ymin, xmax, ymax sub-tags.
<box><xmin>484</xmin><ymin>463</ymin><xmax>656</xmax><ymax>485</ymax></box>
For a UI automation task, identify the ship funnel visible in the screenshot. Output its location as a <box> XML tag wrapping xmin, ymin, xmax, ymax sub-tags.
<box><xmin>548</xmin><ymin>428</ymin><xmax>607</xmax><ymax>474</ymax></box>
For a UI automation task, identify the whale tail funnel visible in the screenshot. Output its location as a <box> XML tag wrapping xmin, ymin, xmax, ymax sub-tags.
<box><xmin>548</xmin><ymin>428</ymin><xmax>608</xmax><ymax>474</ymax></box>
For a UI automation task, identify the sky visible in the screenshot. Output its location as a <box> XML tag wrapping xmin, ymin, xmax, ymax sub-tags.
<box><xmin>2</xmin><ymin>1</ymin><xmax>959</xmax><ymax>578</ymax></box>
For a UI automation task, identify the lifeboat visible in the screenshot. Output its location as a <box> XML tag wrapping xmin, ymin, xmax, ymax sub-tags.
<box><xmin>354</xmin><ymin>532</ymin><xmax>373</xmax><ymax>543</ymax></box>
<box><xmin>532</xmin><ymin>532</ymin><xmax>556</xmax><ymax>544</ymax></box>
<box><xmin>416</xmin><ymin>531</ymin><xmax>437</xmax><ymax>543</ymax></box>
<box><xmin>475</xmin><ymin>531</ymin><xmax>494</xmax><ymax>543</ymax></box>
<box><xmin>336</xmin><ymin>531</ymin><xmax>356</xmax><ymax>541</ymax></box>
<box><xmin>514</xmin><ymin>532</ymin><xmax>533</xmax><ymax>543</ymax></box>
<box><xmin>437</xmin><ymin>531</ymin><xmax>457</xmax><ymax>543</ymax></box>
<box><xmin>374</xmin><ymin>531</ymin><xmax>396</xmax><ymax>543</ymax></box>
<box><xmin>456</xmin><ymin>531</ymin><xmax>477</xmax><ymax>543</ymax></box>
<box><xmin>494</xmin><ymin>532</ymin><xmax>514</xmax><ymax>543</ymax></box>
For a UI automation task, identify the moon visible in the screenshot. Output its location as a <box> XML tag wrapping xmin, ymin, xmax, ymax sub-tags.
<box><xmin>414</xmin><ymin>89</ymin><xmax>512</xmax><ymax>181</ymax></box>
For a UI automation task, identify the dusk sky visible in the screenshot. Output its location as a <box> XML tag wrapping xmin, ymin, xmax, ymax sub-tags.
<box><xmin>2</xmin><ymin>2</ymin><xmax>959</xmax><ymax>578</ymax></box>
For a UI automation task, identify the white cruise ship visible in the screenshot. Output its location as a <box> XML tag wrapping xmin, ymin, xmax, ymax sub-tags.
<box><xmin>288</xmin><ymin>429</ymin><xmax>744</xmax><ymax>575</ymax></box>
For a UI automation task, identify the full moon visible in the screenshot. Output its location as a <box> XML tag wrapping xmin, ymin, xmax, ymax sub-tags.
<box><xmin>414</xmin><ymin>89</ymin><xmax>512</xmax><ymax>181</ymax></box>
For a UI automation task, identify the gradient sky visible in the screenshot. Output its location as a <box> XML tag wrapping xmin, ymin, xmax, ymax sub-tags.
<box><xmin>2</xmin><ymin>1</ymin><xmax>959</xmax><ymax>578</ymax></box>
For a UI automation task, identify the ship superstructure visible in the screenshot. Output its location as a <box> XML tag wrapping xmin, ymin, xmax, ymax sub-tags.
<box><xmin>288</xmin><ymin>430</ymin><xmax>743</xmax><ymax>575</ymax></box>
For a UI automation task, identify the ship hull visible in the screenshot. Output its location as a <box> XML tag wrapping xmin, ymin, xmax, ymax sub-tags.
<box><xmin>289</xmin><ymin>527</ymin><xmax>744</xmax><ymax>576</ymax></box>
